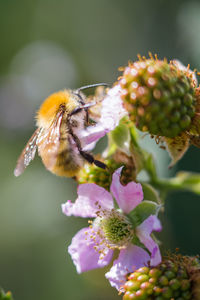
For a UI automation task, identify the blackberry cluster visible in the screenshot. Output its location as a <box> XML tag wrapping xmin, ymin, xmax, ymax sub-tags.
<box><xmin>120</xmin><ymin>59</ymin><xmax>197</xmax><ymax>138</ymax></box>
<box><xmin>123</xmin><ymin>257</ymin><xmax>200</xmax><ymax>300</ymax></box>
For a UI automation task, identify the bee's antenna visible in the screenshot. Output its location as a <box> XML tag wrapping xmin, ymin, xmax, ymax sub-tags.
<box><xmin>77</xmin><ymin>83</ymin><xmax>109</xmax><ymax>93</ymax></box>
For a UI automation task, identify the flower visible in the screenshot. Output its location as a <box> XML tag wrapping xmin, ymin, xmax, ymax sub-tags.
<box><xmin>78</xmin><ymin>85</ymin><xmax>127</xmax><ymax>151</ymax></box>
<box><xmin>62</xmin><ymin>167</ymin><xmax>162</xmax><ymax>290</ymax></box>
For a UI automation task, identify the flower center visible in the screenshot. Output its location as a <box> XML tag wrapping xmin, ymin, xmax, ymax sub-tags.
<box><xmin>101</xmin><ymin>214</ymin><xmax>132</xmax><ymax>245</ymax></box>
<box><xmin>90</xmin><ymin>208</ymin><xmax>134</xmax><ymax>250</ymax></box>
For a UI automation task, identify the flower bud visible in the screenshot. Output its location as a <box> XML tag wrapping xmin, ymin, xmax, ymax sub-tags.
<box><xmin>76</xmin><ymin>151</ymin><xmax>136</xmax><ymax>189</ymax></box>
<box><xmin>120</xmin><ymin>58</ymin><xmax>197</xmax><ymax>138</ymax></box>
<box><xmin>123</xmin><ymin>255</ymin><xmax>200</xmax><ymax>300</ymax></box>
<box><xmin>0</xmin><ymin>288</ymin><xmax>13</xmax><ymax>300</ymax></box>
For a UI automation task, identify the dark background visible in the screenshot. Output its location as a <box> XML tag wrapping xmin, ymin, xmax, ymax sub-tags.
<box><xmin>0</xmin><ymin>0</ymin><xmax>200</xmax><ymax>299</ymax></box>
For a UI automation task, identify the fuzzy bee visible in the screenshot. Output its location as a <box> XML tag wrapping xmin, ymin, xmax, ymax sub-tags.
<box><xmin>14</xmin><ymin>84</ymin><xmax>107</xmax><ymax>177</ymax></box>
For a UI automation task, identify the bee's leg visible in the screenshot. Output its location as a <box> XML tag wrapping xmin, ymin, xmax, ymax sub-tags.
<box><xmin>69</xmin><ymin>106</ymin><xmax>89</xmax><ymax>125</ymax></box>
<box><xmin>70</xmin><ymin>102</ymin><xmax>96</xmax><ymax>126</ymax></box>
<box><xmin>69</xmin><ymin>131</ymin><xmax>107</xmax><ymax>169</ymax></box>
<box><xmin>79</xmin><ymin>150</ymin><xmax>107</xmax><ymax>169</ymax></box>
<box><xmin>67</xmin><ymin>115</ymin><xmax>107</xmax><ymax>169</ymax></box>
<box><xmin>85</xmin><ymin>108</ymin><xmax>89</xmax><ymax>125</ymax></box>
<box><xmin>70</xmin><ymin>107</ymin><xmax>82</xmax><ymax>116</ymax></box>
<box><xmin>70</xmin><ymin>102</ymin><xmax>95</xmax><ymax>117</ymax></box>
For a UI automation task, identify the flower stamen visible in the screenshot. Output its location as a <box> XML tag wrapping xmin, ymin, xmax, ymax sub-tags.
<box><xmin>87</xmin><ymin>207</ymin><xmax>134</xmax><ymax>253</ymax></box>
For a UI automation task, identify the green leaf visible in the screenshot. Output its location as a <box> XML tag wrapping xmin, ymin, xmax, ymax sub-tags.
<box><xmin>141</xmin><ymin>183</ymin><xmax>161</xmax><ymax>204</ymax></box>
<box><xmin>110</xmin><ymin>119</ymin><xmax>130</xmax><ymax>154</ymax></box>
<box><xmin>128</xmin><ymin>201</ymin><xmax>159</xmax><ymax>228</ymax></box>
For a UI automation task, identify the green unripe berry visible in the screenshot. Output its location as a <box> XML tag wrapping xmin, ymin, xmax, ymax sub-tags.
<box><xmin>159</xmin><ymin>276</ymin><xmax>169</xmax><ymax>286</ymax></box>
<box><xmin>169</xmin><ymin>278</ymin><xmax>181</xmax><ymax>290</ymax></box>
<box><xmin>137</xmin><ymin>267</ymin><xmax>150</xmax><ymax>274</ymax></box>
<box><xmin>180</xmin><ymin>115</ymin><xmax>191</xmax><ymax>129</ymax></box>
<box><xmin>137</xmin><ymin>274</ymin><xmax>149</xmax><ymax>283</ymax></box>
<box><xmin>149</xmin><ymin>268</ymin><xmax>162</xmax><ymax>278</ymax></box>
<box><xmin>171</xmin><ymin>111</ymin><xmax>181</xmax><ymax>123</ymax></box>
<box><xmin>182</xmin><ymin>291</ymin><xmax>192</xmax><ymax>299</ymax></box>
<box><xmin>129</xmin><ymin>272</ymin><xmax>142</xmax><ymax>280</ymax></box>
<box><xmin>121</xmin><ymin>58</ymin><xmax>197</xmax><ymax>138</ymax></box>
<box><xmin>135</xmin><ymin>290</ymin><xmax>146</xmax><ymax>299</ymax></box>
<box><xmin>181</xmin><ymin>280</ymin><xmax>191</xmax><ymax>291</ymax></box>
<box><xmin>164</xmin><ymin>270</ymin><xmax>176</xmax><ymax>280</ymax></box>
<box><xmin>184</xmin><ymin>94</ymin><xmax>193</xmax><ymax>106</ymax></box>
<box><xmin>123</xmin><ymin>255</ymin><xmax>200</xmax><ymax>300</ymax></box>
<box><xmin>124</xmin><ymin>280</ymin><xmax>141</xmax><ymax>292</ymax></box>
<box><xmin>162</xmin><ymin>286</ymin><xmax>173</xmax><ymax>298</ymax></box>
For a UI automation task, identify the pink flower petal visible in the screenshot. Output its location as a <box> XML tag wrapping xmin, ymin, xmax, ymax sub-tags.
<box><xmin>110</xmin><ymin>167</ymin><xmax>143</xmax><ymax>214</ymax></box>
<box><xmin>71</xmin><ymin>85</ymin><xmax>127</xmax><ymax>151</ymax></box>
<box><xmin>68</xmin><ymin>227</ymin><xmax>113</xmax><ymax>273</ymax></box>
<box><xmin>136</xmin><ymin>215</ymin><xmax>162</xmax><ymax>266</ymax></box>
<box><xmin>79</xmin><ymin>124</ymin><xmax>108</xmax><ymax>150</ymax></box>
<box><xmin>62</xmin><ymin>183</ymin><xmax>114</xmax><ymax>218</ymax></box>
<box><xmin>105</xmin><ymin>244</ymin><xmax>150</xmax><ymax>290</ymax></box>
<box><xmin>99</xmin><ymin>85</ymin><xmax>127</xmax><ymax>131</ymax></box>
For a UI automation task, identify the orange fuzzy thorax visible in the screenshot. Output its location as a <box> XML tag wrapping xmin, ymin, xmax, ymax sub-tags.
<box><xmin>36</xmin><ymin>90</ymin><xmax>78</xmax><ymax>128</ymax></box>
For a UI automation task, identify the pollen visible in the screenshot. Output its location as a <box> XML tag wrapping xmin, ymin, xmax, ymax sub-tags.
<box><xmin>88</xmin><ymin>208</ymin><xmax>134</xmax><ymax>252</ymax></box>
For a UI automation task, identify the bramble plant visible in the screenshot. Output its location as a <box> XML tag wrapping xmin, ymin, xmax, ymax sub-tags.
<box><xmin>63</xmin><ymin>55</ymin><xmax>200</xmax><ymax>298</ymax></box>
<box><xmin>8</xmin><ymin>55</ymin><xmax>200</xmax><ymax>299</ymax></box>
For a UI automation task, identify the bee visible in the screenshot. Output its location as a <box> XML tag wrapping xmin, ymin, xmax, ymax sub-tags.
<box><xmin>14</xmin><ymin>83</ymin><xmax>107</xmax><ymax>178</ymax></box>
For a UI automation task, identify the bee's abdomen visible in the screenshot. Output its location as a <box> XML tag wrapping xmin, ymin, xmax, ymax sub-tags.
<box><xmin>52</xmin><ymin>138</ymin><xmax>83</xmax><ymax>177</ymax></box>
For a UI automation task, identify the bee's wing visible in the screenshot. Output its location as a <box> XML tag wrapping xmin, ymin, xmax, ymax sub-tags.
<box><xmin>14</xmin><ymin>128</ymin><xmax>41</xmax><ymax>177</ymax></box>
<box><xmin>37</xmin><ymin>110</ymin><xmax>64</xmax><ymax>170</ymax></box>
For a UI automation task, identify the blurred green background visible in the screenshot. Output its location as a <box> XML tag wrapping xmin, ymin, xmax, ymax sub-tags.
<box><xmin>0</xmin><ymin>0</ymin><xmax>200</xmax><ymax>299</ymax></box>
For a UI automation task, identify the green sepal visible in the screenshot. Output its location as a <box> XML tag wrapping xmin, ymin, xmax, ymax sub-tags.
<box><xmin>128</xmin><ymin>200</ymin><xmax>160</xmax><ymax>228</ymax></box>
<box><xmin>129</xmin><ymin>124</ymin><xmax>139</xmax><ymax>147</ymax></box>
<box><xmin>0</xmin><ymin>288</ymin><xmax>13</xmax><ymax>300</ymax></box>
<box><xmin>105</xmin><ymin>134</ymin><xmax>117</xmax><ymax>157</ymax></box>
<box><xmin>141</xmin><ymin>183</ymin><xmax>161</xmax><ymax>204</ymax></box>
<box><xmin>164</xmin><ymin>134</ymin><xmax>190</xmax><ymax>168</ymax></box>
<box><xmin>143</xmin><ymin>152</ymin><xmax>158</xmax><ymax>182</ymax></box>
<box><xmin>131</xmin><ymin>235</ymin><xmax>150</xmax><ymax>255</ymax></box>
<box><xmin>129</xmin><ymin>125</ymin><xmax>146</xmax><ymax>174</ymax></box>
<box><xmin>110</xmin><ymin>118</ymin><xmax>131</xmax><ymax>155</ymax></box>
